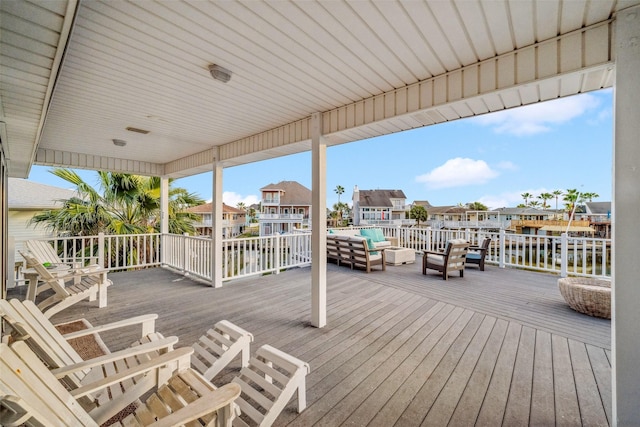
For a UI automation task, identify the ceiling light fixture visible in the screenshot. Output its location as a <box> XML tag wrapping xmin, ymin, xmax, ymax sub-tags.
<box><xmin>112</xmin><ymin>139</ymin><xmax>127</xmax><ymax>147</ymax></box>
<box><xmin>208</xmin><ymin>64</ymin><xmax>232</xmax><ymax>83</ymax></box>
<box><xmin>126</xmin><ymin>126</ymin><xmax>150</xmax><ymax>134</ymax></box>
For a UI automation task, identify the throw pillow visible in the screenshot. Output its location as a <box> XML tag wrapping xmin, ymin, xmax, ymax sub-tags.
<box><xmin>373</xmin><ymin>228</ymin><xmax>386</xmax><ymax>242</ymax></box>
<box><xmin>360</xmin><ymin>228</ymin><xmax>386</xmax><ymax>243</ymax></box>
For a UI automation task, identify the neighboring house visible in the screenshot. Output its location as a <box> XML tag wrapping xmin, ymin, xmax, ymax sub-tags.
<box><xmin>496</xmin><ymin>207</ymin><xmax>593</xmax><ymax>235</ymax></box>
<box><xmin>258</xmin><ymin>181</ymin><xmax>311</xmax><ymax>235</ymax></box>
<box><xmin>582</xmin><ymin>202</ymin><xmax>612</xmax><ymax>238</ymax></box>
<box><xmin>8</xmin><ymin>178</ymin><xmax>76</xmax><ymax>284</ymax></box>
<box><xmin>352</xmin><ymin>186</ymin><xmax>412</xmax><ymax>226</ymax></box>
<box><xmin>186</xmin><ymin>202</ymin><xmax>246</xmax><ymax>238</ymax></box>
<box><xmin>419</xmin><ymin>203</ymin><xmax>502</xmax><ymax>229</ymax></box>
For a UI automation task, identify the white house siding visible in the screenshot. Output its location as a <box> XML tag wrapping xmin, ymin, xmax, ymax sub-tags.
<box><xmin>8</xmin><ymin>210</ymin><xmax>55</xmax><ymax>287</ymax></box>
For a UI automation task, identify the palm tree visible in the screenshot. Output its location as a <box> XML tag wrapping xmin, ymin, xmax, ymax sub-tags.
<box><xmin>332</xmin><ymin>201</ymin><xmax>349</xmax><ymax>227</ymax></box>
<box><xmin>236</xmin><ymin>202</ymin><xmax>246</xmax><ymax>211</ymax></box>
<box><xmin>538</xmin><ymin>192</ymin><xmax>553</xmax><ymax>210</ymax></box>
<box><xmin>334</xmin><ymin>185</ymin><xmax>345</xmax><ymax>204</ymax></box>
<box><xmin>529</xmin><ymin>200</ymin><xmax>541</xmax><ymax>208</ymax></box>
<box><xmin>521</xmin><ymin>192</ymin><xmax>533</xmax><ymax>206</ymax></box>
<box><xmin>552</xmin><ymin>190</ymin><xmax>563</xmax><ymax>210</ymax></box>
<box><xmin>30</xmin><ymin>168</ymin><xmax>204</xmax><ymax>236</ymax></box>
<box><xmin>581</xmin><ymin>192</ymin><xmax>599</xmax><ymax>202</ymax></box>
<box><xmin>563</xmin><ymin>188</ymin><xmax>580</xmax><ymax>221</ymax></box>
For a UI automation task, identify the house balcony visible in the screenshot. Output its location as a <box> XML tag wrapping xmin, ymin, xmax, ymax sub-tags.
<box><xmin>10</xmin><ymin>259</ymin><xmax>610</xmax><ymax>426</ymax></box>
<box><xmin>258</xmin><ymin>213</ymin><xmax>305</xmax><ymax>221</ymax></box>
<box><xmin>261</xmin><ymin>197</ymin><xmax>281</xmax><ymax>206</ymax></box>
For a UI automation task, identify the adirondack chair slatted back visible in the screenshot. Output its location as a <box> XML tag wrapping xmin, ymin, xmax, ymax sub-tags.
<box><xmin>0</xmin><ymin>341</ymin><xmax>99</xmax><ymax>427</ymax></box>
<box><xmin>232</xmin><ymin>344</ymin><xmax>310</xmax><ymax>427</ymax></box>
<box><xmin>26</xmin><ymin>240</ymin><xmax>64</xmax><ymax>266</ymax></box>
<box><xmin>0</xmin><ymin>299</ymin><xmax>90</xmax><ymax>388</ymax></box>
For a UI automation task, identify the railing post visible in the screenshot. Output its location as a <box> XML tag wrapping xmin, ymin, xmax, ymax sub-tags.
<box><xmin>465</xmin><ymin>228</ymin><xmax>471</xmax><ymax>242</ymax></box>
<box><xmin>499</xmin><ymin>229</ymin><xmax>506</xmax><ymax>269</ymax></box>
<box><xmin>426</xmin><ymin>227</ymin><xmax>432</xmax><ymax>252</ymax></box>
<box><xmin>210</xmin><ymin>236</ymin><xmax>216</xmax><ymax>284</ymax></box>
<box><xmin>182</xmin><ymin>232</ymin><xmax>188</xmax><ymax>274</ymax></box>
<box><xmin>275</xmin><ymin>236</ymin><xmax>281</xmax><ymax>274</ymax></box>
<box><xmin>560</xmin><ymin>233</ymin><xmax>568</xmax><ymax>278</ymax></box>
<box><xmin>98</xmin><ymin>232</ymin><xmax>105</xmax><ymax>268</ymax></box>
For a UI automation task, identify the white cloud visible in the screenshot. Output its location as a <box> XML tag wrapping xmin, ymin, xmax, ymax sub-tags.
<box><xmin>496</xmin><ymin>161</ymin><xmax>518</xmax><ymax>171</ymax></box>
<box><xmin>473</xmin><ymin>94</ymin><xmax>600</xmax><ymax>136</ymax></box>
<box><xmin>221</xmin><ymin>192</ymin><xmax>259</xmax><ymax>207</ymax></box>
<box><xmin>416</xmin><ymin>158</ymin><xmax>498</xmax><ymax>189</ymax></box>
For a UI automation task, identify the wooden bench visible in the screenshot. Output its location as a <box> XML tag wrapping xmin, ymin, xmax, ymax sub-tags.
<box><xmin>326</xmin><ymin>235</ymin><xmax>386</xmax><ymax>273</ymax></box>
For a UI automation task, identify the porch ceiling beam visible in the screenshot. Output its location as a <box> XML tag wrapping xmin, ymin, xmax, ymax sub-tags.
<box><xmin>34</xmin><ymin>148</ymin><xmax>164</xmax><ymax>176</ymax></box>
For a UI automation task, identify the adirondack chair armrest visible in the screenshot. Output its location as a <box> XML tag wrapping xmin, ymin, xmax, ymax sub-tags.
<box><xmin>147</xmin><ymin>383</ymin><xmax>241</xmax><ymax>427</ymax></box>
<box><xmin>66</xmin><ymin>346</ymin><xmax>194</xmax><ymax>399</ymax></box>
<box><xmin>51</xmin><ymin>337</ymin><xmax>180</xmax><ymax>378</ymax></box>
<box><xmin>60</xmin><ymin>314</ymin><xmax>158</xmax><ymax>340</ymax></box>
<box><xmin>58</xmin><ymin>268</ymin><xmax>108</xmax><ymax>280</ymax></box>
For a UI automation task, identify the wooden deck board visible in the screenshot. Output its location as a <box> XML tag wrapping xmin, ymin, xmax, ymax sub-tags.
<box><xmin>553</xmin><ymin>334</ymin><xmax>582</xmax><ymax>426</ymax></box>
<box><xmin>531</xmin><ymin>330</ymin><xmax>555</xmax><ymax>425</ymax></box>
<box><xmin>10</xmin><ymin>262</ymin><xmax>610</xmax><ymax>426</ymax></box>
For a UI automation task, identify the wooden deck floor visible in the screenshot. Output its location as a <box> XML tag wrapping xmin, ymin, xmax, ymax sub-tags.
<box><xmin>17</xmin><ymin>259</ymin><xmax>611</xmax><ymax>426</ymax></box>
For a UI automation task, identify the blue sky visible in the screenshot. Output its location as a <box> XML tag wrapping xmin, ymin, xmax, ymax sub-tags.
<box><xmin>28</xmin><ymin>89</ymin><xmax>612</xmax><ymax>211</ymax></box>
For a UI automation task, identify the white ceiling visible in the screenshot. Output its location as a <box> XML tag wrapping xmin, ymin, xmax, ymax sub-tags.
<box><xmin>1</xmin><ymin>0</ymin><xmax>637</xmax><ymax>178</ymax></box>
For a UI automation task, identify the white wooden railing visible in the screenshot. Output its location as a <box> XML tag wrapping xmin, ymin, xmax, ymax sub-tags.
<box><xmin>16</xmin><ymin>227</ymin><xmax>609</xmax><ymax>286</ymax></box>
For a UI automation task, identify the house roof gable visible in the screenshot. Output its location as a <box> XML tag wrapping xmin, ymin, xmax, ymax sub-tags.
<box><xmin>8</xmin><ymin>178</ymin><xmax>77</xmax><ymax>210</ymax></box>
<box><xmin>358</xmin><ymin>189</ymin><xmax>406</xmax><ymax>208</ymax></box>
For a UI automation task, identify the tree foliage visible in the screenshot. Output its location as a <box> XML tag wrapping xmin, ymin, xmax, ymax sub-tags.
<box><xmin>409</xmin><ymin>205</ymin><xmax>428</xmax><ymax>226</ymax></box>
<box><xmin>30</xmin><ymin>169</ymin><xmax>204</xmax><ymax>236</ymax></box>
<box><xmin>466</xmin><ymin>201</ymin><xmax>488</xmax><ymax>211</ymax></box>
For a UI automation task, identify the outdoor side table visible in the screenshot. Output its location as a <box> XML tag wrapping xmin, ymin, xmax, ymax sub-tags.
<box><xmin>385</xmin><ymin>247</ymin><xmax>415</xmax><ymax>266</ymax></box>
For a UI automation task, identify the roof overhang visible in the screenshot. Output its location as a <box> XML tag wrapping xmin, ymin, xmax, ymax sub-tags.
<box><xmin>2</xmin><ymin>1</ymin><xmax>637</xmax><ymax>178</ymax></box>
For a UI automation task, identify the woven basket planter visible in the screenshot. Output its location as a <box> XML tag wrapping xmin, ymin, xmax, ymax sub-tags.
<box><xmin>558</xmin><ymin>277</ymin><xmax>611</xmax><ymax>319</ymax></box>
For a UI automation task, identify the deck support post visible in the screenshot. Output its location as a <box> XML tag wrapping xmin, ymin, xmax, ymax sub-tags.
<box><xmin>612</xmin><ymin>4</ymin><xmax>640</xmax><ymax>425</ymax></box>
<box><xmin>211</xmin><ymin>148</ymin><xmax>224</xmax><ymax>288</ymax></box>
<box><xmin>311</xmin><ymin>112</ymin><xmax>327</xmax><ymax>328</ymax></box>
<box><xmin>160</xmin><ymin>176</ymin><xmax>169</xmax><ymax>266</ymax></box>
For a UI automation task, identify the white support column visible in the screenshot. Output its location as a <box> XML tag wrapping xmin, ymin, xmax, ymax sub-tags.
<box><xmin>160</xmin><ymin>176</ymin><xmax>169</xmax><ymax>266</ymax></box>
<box><xmin>311</xmin><ymin>112</ymin><xmax>327</xmax><ymax>328</ymax></box>
<box><xmin>612</xmin><ymin>5</ymin><xmax>640</xmax><ymax>425</ymax></box>
<box><xmin>211</xmin><ymin>151</ymin><xmax>224</xmax><ymax>288</ymax></box>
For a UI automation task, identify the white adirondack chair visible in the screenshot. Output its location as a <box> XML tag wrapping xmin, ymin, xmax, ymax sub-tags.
<box><xmin>26</xmin><ymin>239</ymin><xmax>101</xmax><ymax>270</ymax></box>
<box><xmin>0</xmin><ymin>299</ymin><xmax>183</xmax><ymax>425</ymax></box>
<box><xmin>20</xmin><ymin>251</ymin><xmax>110</xmax><ymax>318</ymax></box>
<box><xmin>189</xmin><ymin>323</ymin><xmax>311</xmax><ymax>427</ymax></box>
<box><xmin>0</xmin><ymin>340</ymin><xmax>240</xmax><ymax>427</ymax></box>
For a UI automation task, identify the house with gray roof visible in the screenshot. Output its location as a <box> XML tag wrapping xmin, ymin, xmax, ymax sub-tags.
<box><xmin>352</xmin><ymin>186</ymin><xmax>412</xmax><ymax>226</ymax></box>
<box><xmin>258</xmin><ymin>181</ymin><xmax>311</xmax><ymax>235</ymax></box>
<box><xmin>583</xmin><ymin>202</ymin><xmax>611</xmax><ymax>238</ymax></box>
<box><xmin>8</xmin><ymin>178</ymin><xmax>76</xmax><ymax>286</ymax></box>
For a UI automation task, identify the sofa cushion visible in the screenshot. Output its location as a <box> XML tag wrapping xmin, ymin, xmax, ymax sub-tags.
<box><xmin>373</xmin><ymin>240</ymin><xmax>392</xmax><ymax>249</ymax></box>
<box><xmin>349</xmin><ymin>235</ymin><xmax>378</xmax><ymax>255</ymax></box>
